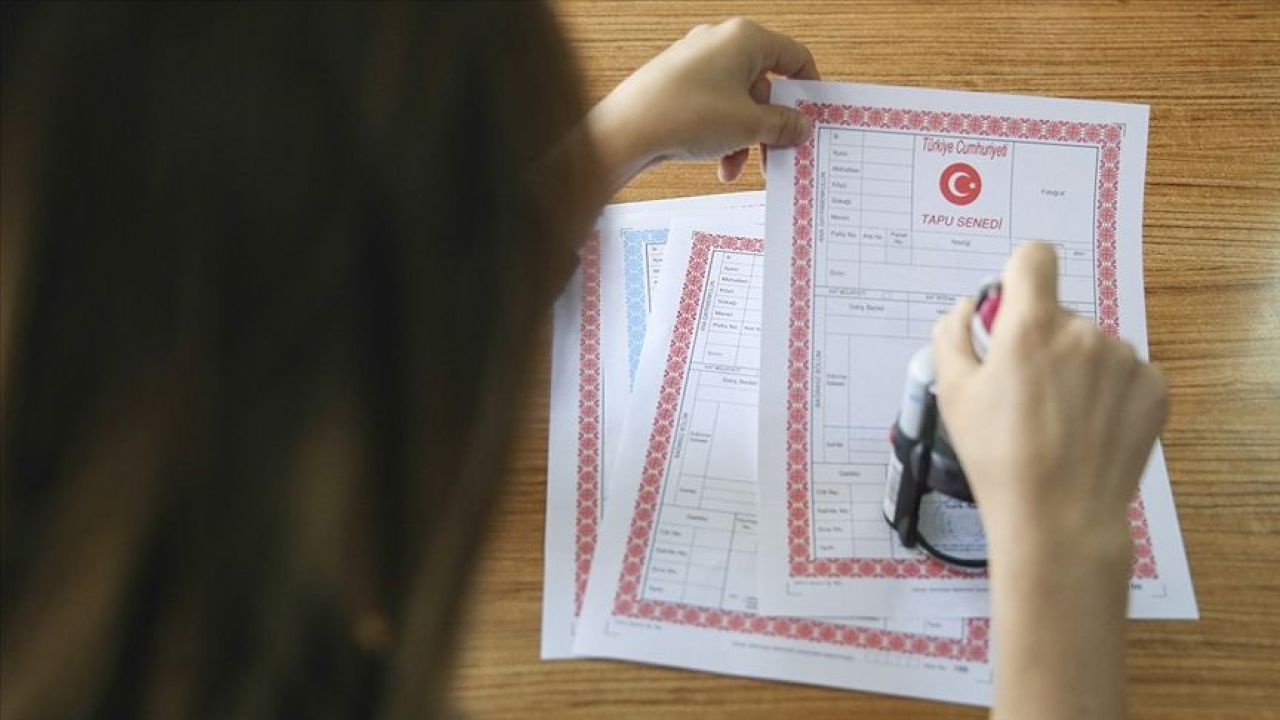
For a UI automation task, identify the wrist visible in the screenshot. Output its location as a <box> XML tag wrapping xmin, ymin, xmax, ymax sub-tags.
<box><xmin>987</xmin><ymin>511</ymin><xmax>1132</xmax><ymax>586</ymax></box>
<box><xmin>586</xmin><ymin>92</ymin><xmax>659</xmax><ymax>196</ymax></box>
<box><xmin>978</xmin><ymin>483</ymin><xmax>1134</xmax><ymax>572</ymax></box>
<box><xmin>988</xmin><ymin>522</ymin><xmax>1131</xmax><ymax>720</ymax></box>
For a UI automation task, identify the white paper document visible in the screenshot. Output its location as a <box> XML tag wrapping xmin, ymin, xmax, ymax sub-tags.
<box><xmin>543</xmin><ymin>193</ymin><xmax>764</xmax><ymax>658</ymax></box>
<box><xmin>597</xmin><ymin>194</ymin><xmax>768</xmax><ymax>500</ymax></box>
<box><xmin>574</xmin><ymin>214</ymin><xmax>995</xmax><ymax>706</ymax></box>
<box><xmin>757</xmin><ymin>79</ymin><xmax>1197</xmax><ymax>619</ymax></box>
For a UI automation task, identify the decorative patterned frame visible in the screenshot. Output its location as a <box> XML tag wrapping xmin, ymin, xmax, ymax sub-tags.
<box><xmin>784</xmin><ymin>102</ymin><xmax>1158</xmax><ymax>581</ymax></box>
<box><xmin>573</xmin><ymin>231</ymin><xmax>602</xmax><ymax>613</ymax></box>
<box><xmin>609</xmin><ymin>231</ymin><xmax>990</xmax><ymax>663</ymax></box>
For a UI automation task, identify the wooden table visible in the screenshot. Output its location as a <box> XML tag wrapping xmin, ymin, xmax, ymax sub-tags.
<box><xmin>453</xmin><ymin>2</ymin><xmax>1280</xmax><ymax>717</ymax></box>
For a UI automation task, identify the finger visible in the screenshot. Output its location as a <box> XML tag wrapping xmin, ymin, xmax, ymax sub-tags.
<box><xmin>756</xmin><ymin>27</ymin><xmax>820</xmax><ymax>80</ymax></box>
<box><xmin>932</xmin><ymin>297</ymin><xmax>981</xmax><ymax>394</ymax></box>
<box><xmin>718</xmin><ymin>148</ymin><xmax>750</xmax><ymax>183</ymax></box>
<box><xmin>755</xmin><ymin>104</ymin><xmax>813</xmax><ymax>147</ymax></box>
<box><xmin>1118</xmin><ymin>364</ymin><xmax>1168</xmax><ymax>490</ymax></box>
<box><xmin>747</xmin><ymin>75</ymin><xmax>776</xmax><ymax>175</ymax></box>
<box><xmin>750</xmin><ymin>74</ymin><xmax>772</xmax><ymax>105</ymax></box>
<box><xmin>1137</xmin><ymin>363</ymin><xmax>1170</xmax><ymax>433</ymax></box>
<box><xmin>1000</xmin><ymin>242</ymin><xmax>1059</xmax><ymax>321</ymax></box>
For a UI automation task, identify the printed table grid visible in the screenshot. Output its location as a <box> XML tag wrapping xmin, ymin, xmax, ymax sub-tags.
<box><xmin>808</xmin><ymin>125</ymin><xmax>1100</xmax><ymax>562</ymax></box>
<box><xmin>814</xmin><ymin>127</ymin><xmax>1099</xmax><ymax>311</ymax></box>
<box><xmin>782</xmin><ymin>102</ymin><xmax>1156</xmax><ymax>582</ymax></box>
<box><xmin>614</xmin><ymin>231</ymin><xmax>990</xmax><ymax>662</ymax></box>
<box><xmin>643</xmin><ymin>249</ymin><xmax>763</xmax><ymax>612</ymax></box>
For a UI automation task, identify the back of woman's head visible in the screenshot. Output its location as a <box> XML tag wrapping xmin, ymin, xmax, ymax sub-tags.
<box><xmin>1</xmin><ymin>3</ymin><xmax>590</xmax><ymax>717</ymax></box>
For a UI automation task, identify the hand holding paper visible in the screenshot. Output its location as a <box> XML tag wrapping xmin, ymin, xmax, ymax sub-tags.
<box><xmin>586</xmin><ymin>18</ymin><xmax>819</xmax><ymax>191</ymax></box>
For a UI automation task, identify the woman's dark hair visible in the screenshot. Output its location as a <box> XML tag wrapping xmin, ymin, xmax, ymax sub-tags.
<box><xmin>1</xmin><ymin>3</ymin><xmax>590</xmax><ymax>717</ymax></box>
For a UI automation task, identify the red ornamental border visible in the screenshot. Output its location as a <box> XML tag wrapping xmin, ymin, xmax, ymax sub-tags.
<box><xmin>574</xmin><ymin>231</ymin><xmax>602</xmax><ymax>613</ymax></box>
<box><xmin>610</xmin><ymin>231</ymin><xmax>990</xmax><ymax>663</ymax></box>
<box><xmin>785</xmin><ymin>102</ymin><xmax>1158</xmax><ymax>581</ymax></box>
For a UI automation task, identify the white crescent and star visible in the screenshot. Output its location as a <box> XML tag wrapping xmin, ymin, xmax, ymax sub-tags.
<box><xmin>941</xmin><ymin>163</ymin><xmax>981</xmax><ymax>205</ymax></box>
<box><xmin>947</xmin><ymin>171</ymin><xmax>975</xmax><ymax>199</ymax></box>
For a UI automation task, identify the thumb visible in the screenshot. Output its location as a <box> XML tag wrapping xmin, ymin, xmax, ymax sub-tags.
<box><xmin>755</xmin><ymin>105</ymin><xmax>812</xmax><ymax>147</ymax></box>
<box><xmin>932</xmin><ymin>297</ymin><xmax>980</xmax><ymax>396</ymax></box>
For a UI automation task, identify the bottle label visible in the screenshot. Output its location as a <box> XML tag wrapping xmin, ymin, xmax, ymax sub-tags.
<box><xmin>883</xmin><ymin>452</ymin><xmax>904</xmax><ymax>521</ymax></box>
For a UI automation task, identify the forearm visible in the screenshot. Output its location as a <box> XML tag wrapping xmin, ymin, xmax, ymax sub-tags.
<box><xmin>989</xmin><ymin>526</ymin><xmax>1132</xmax><ymax>720</ymax></box>
<box><xmin>584</xmin><ymin>92</ymin><xmax>660</xmax><ymax>200</ymax></box>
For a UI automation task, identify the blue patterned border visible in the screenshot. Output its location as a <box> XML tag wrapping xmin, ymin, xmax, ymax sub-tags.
<box><xmin>620</xmin><ymin>227</ymin><xmax>670</xmax><ymax>385</ymax></box>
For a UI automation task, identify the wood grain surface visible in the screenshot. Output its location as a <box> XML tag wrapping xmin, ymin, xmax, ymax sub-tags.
<box><xmin>452</xmin><ymin>2</ymin><xmax>1280</xmax><ymax>717</ymax></box>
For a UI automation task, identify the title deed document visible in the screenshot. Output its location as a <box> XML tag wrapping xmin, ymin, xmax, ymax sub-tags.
<box><xmin>544</xmin><ymin>193</ymin><xmax>765</xmax><ymax>658</ymax></box>
<box><xmin>575</xmin><ymin>214</ymin><xmax>995</xmax><ymax>706</ymax></box>
<box><xmin>757</xmin><ymin>80</ymin><xmax>1196</xmax><ymax>619</ymax></box>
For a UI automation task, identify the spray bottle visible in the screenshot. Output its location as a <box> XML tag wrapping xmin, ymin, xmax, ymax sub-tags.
<box><xmin>882</xmin><ymin>282</ymin><xmax>1001</xmax><ymax>568</ymax></box>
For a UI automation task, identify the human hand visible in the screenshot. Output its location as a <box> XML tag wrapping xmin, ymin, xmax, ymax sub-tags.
<box><xmin>587</xmin><ymin>18</ymin><xmax>819</xmax><ymax>192</ymax></box>
<box><xmin>931</xmin><ymin>243</ymin><xmax>1168</xmax><ymax>566</ymax></box>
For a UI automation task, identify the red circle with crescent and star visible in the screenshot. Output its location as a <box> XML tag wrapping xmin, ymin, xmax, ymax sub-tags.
<box><xmin>940</xmin><ymin>162</ymin><xmax>982</xmax><ymax>206</ymax></box>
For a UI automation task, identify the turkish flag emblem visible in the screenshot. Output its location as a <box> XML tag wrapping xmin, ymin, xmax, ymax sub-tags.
<box><xmin>940</xmin><ymin>162</ymin><xmax>982</xmax><ymax>206</ymax></box>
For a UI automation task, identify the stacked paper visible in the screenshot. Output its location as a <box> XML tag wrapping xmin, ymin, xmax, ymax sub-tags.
<box><xmin>541</xmin><ymin>80</ymin><xmax>1196</xmax><ymax>707</ymax></box>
